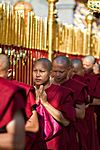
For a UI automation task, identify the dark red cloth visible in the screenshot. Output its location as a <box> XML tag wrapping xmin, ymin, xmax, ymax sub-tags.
<box><xmin>12</xmin><ymin>80</ymin><xmax>43</xmax><ymax>150</ymax></box>
<box><xmin>73</xmin><ymin>73</ymin><xmax>100</xmax><ymax>150</ymax></box>
<box><xmin>44</xmin><ymin>84</ymin><xmax>76</xmax><ymax>150</ymax></box>
<box><xmin>85</xmin><ymin>74</ymin><xmax>100</xmax><ymax>98</ymax></box>
<box><xmin>61</xmin><ymin>79</ymin><xmax>89</xmax><ymax>150</ymax></box>
<box><xmin>12</xmin><ymin>80</ymin><xmax>35</xmax><ymax>118</ymax></box>
<box><xmin>0</xmin><ymin>77</ymin><xmax>25</xmax><ymax>128</ymax></box>
<box><xmin>61</xmin><ymin>78</ymin><xmax>88</xmax><ymax>105</ymax></box>
<box><xmin>84</xmin><ymin>74</ymin><xmax>100</xmax><ymax>148</ymax></box>
<box><xmin>91</xmin><ymin>74</ymin><xmax>100</xmax><ymax>146</ymax></box>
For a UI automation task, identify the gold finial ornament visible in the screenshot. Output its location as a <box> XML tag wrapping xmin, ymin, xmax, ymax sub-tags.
<box><xmin>13</xmin><ymin>0</ymin><xmax>34</xmax><ymax>26</ymax></box>
<box><xmin>14</xmin><ymin>0</ymin><xmax>33</xmax><ymax>12</ymax></box>
<box><xmin>85</xmin><ymin>13</ymin><xmax>94</xmax><ymax>24</ymax></box>
<box><xmin>85</xmin><ymin>13</ymin><xmax>94</xmax><ymax>54</ymax></box>
<box><xmin>88</xmin><ymin>0</ymin><xmax>100</xmax><ymax>12</ymax></box>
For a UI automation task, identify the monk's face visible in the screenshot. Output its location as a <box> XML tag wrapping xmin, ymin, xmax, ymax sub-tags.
<box><xmin>82</xmin><ymin>59</ymin><xmax>93</xmax><ymax>73</ymax></box>
<box><xmin>72</xmin><ymin>63</ymin><xmax>84</xmax><ymax>76</ymax></box>
<box><xmin>33</xmin><ymin>62</ymin><xmax>50</xmax><ymax>86</ymax></box>
<box><xmin>93</xmin><ymin>63</ymin><xmax>100</xmax><ymax>74</ymax></box>
<box><xmin>52</xmin><ymin>61</ymin><xmax>68</xmax><ymax>84</ymax></box>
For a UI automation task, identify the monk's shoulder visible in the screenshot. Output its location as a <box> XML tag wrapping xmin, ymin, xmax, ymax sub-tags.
<box><xmin>12</xmin><ymin>80</ymin><xmax>35</xmax><ymax>95</ymax></box>
<box><xmin>52</xmin><ymin>84</ymin><xmax>74</xmax><ymax>97</ymax></box>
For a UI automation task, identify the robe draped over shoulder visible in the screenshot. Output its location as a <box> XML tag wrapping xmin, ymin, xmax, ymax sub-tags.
<box><xmin>61</xmin><ymin>79</ymin><xmax>88</xmax><ymax>105</ymax></box>
<box><xmin>61</xmin><ymin>79</ymin><xmax>89</xmax><ymax>150</ymax></box>
<box><xmin>0</xmin><ymin>77</ymin><xmax>25</xmax><ymax>128</ymax></box>
<box><xmin>73</xmin><ymin>74</ymin><xmax>100</xmax><ymax>150</ymax></box>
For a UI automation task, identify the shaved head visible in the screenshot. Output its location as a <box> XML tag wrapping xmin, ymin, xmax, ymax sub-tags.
<box><xmin>52</xmin><ymin>56</ymin><xmax>71</xmax><ymax>84</ymax></box>
<box><xmin>53</xmin><ymin>56</ymin><xmax>71</xmax><ymax>68</ymax></box>
<box><xmin>71</xmin><ymin>58</ymin><xmax>84</xmax><ymax>76</ymax></box>
<box><xmin>0</xmin><ymin>54</ymin><xmax>9</xmax><ymax>71</ymax></box>
<box><xmin>33</xmin><ymin>58</ymin><xmax>52</xmax><ymax>87</ymax></box>
<box><xmin>83</xmin><ymin>55</ymin><xmax>95</xmax><ymax>65</ymax></box>
<box><xmin>71</xmin><ymin>58</ymin><xmax>83</xmax><ymax>69</ymax></box>
<box><xmin>82</xmin><ymin>55</ymin><xmax>95</xmax><ymax>73</ymax></box>
<box><xmin>34</xmin><ymin>58</ymin><xmax>52</xmax><ymax>72</ymax></box>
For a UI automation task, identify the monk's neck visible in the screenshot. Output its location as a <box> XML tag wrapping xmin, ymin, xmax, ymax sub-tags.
<box><xmin>35</xmin><ymin>81</ymin><xmax>51</xmax><ymax>90</ymax></box>
<box><xmin>53</xmin><ymin>78</ymin><xmax>67</xmax><ymax>85</ymax></box>
<box><xmin>43</xmin><ymin>81</ymin><xmax>51</xmax><ymax>90</ymax></box>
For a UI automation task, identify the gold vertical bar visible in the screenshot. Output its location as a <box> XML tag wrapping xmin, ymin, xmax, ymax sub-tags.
<box><xmin>36</xmin><ymin>17</ymin><xmax>39</xmax><ymax>49</ymax></box>
<box><xmin>34</xmin><ymin>17</ymin><xmax>38</xmax><ymax>49</ymax></box>
<box><xmin>44</xmin><ymin>17</ymin><xmax>48</xmax><ymax>50</ymax></box>
<box><xmin>30</xmin><ymin>50</ymin><xmax>33</xmax><ymax>85</ymax></box>
<box><xmin>47</xmin><ymin>0</ymin><xmax>58</xmax><ymax>60</ymax></box>
<box><xmin>15</xmin><ymin>11</ymin><xmax>18</xmax><ymax>46</ymax></box>
<box><xmin>83</xmin><ymin>29</ymin><xmax>88</xmax><ymax>55</ymax></box>
<box><xmin>32</xmin><ymin>14</ymin><xmax>35</xmax><ymax>49</ymax></box>
<box><xmin>8</xmin><ymin>3</ymin><xmax>11</xmax><ymax>45</ymax></box>
<box><xmin>2</xmin><ymin>3</ymin><xmax>7</xmax><ymax>45</ymax></box>
<box><xmin>11</xmin><ymin>6</ymin><xmax>15</xmax><ymax>46</ymax></box>
<box><xmin>0</xmin><ymin>4</ymin><xmax>3</xmax><ymax>44</ymax></box>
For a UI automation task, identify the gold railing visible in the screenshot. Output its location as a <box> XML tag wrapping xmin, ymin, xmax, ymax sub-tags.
<box><xmin>0</xmin><ymin>3</ymin><xmax>100</xmax><ymax>84</ymax></box>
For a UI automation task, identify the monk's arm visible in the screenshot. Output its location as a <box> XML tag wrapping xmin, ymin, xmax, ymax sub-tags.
<box><xmin>75</xmin><ymin>103</ymin><xmax>85</xmax><ymax>119</ymax></box>
<box><xmin>36</xmin><ymin>85</ymin><xmax>70</xmax><ymax>126</ymax></box>
<box><xmin>42</xmin><ymin>101</ymin><xmax>70</xmax><ymax>126</ymax></box>
<box><xmin>0</xmin><ymin>111</ymin><xmax>25</xmax><ymax>150</ymax></box>
<box><xmin>25</xmin><ymin>110</ymin><xmax>39</xmax><ymax>132</ymax></box>
<box><xmin>90</xmin><ymin>98</ymin><xmax>100</xmax><ymax>106</ymax></box>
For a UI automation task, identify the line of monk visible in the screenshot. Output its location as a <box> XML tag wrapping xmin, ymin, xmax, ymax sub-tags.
<box><xmin>0</xmin><ymin>53</ymin><xmax>100</xmax><ymax>150</ymax></box>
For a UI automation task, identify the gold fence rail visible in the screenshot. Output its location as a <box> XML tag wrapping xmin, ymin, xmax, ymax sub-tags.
<box><xmin>0</xmin><ymin>3</ymin><xmax>100</xmax><ymax>84</ymax></box>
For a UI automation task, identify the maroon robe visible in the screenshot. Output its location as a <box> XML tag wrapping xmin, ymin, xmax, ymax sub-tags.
<box><xmin>85</xmin><ymin>74</ymin><xmax>100</xmax><ymax>147</ymax></box>
<box><xmin>12</xmin><ymin>80</ymin><xmax>46</xmax><ymax>150</ymax></box>
<box><xmin>43</xmin><ymin>84</ymin><xmax>76</xmax><ymax>150</ymax></box>
<box><xmin>61</xmin><ymin>79</ymin><xmax>89</xmax><ymax>150</ymax></box>
<box><xmin>92</xmin><ymin>74</ymin><xmax>100</xmax><ymax>144</ymax></box>
<box><xmin>13</xmin><ymin>81</ymin><xmax>74</xmax><ymax>150</ymax></box>
<box><xmin>0</xmin><ymin>77</ymin><xmax>25</xmax><ymax>129</ymax></box>
<box><xmin>73</xmin><ymin>73</ymin><xmax>100</xmax><ymax>150</ymax></box>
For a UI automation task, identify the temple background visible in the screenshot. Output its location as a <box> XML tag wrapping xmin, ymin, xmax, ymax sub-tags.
<box><xmin>1</xmin><ymin>0</ymin><xmax>75</xmax><ymax>24</ymax></box>
<box><xmin>0</xmin><ymin>0</ymin><xmax>99</xmax><ymax>84</ymax></box>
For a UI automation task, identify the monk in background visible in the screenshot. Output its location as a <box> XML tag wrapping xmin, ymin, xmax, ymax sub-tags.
<box><xmin>93</xmin><ymin>62</ymin><xmax>100</xmax><ymax>75</ymax></box>
<box><xmin>0</xmin><ymin>53</ymin><xmax>25</xmax><ymax>149</ymax></box>
<box><xmin>83</xmin><ymin>56</ymin><xmax>100</xmax><ymax>147</ymax></box>
<box><xmin>52</xmin><ymin>55</ymin><xmax>89</xmax><ymax>150</ymax></box>
<box><xmin>71</xmin><ymin>57</ymin><xmax>100</xmax><ymax>150</ymax></box>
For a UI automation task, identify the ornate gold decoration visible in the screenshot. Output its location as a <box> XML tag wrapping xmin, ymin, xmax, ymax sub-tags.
<box><xmin>88</xmin><ymin>0</ymin><xmax>100</xmax><ymax>12</ymax></box>
<box><xmin>85</xmin><ymin>13</ymin><xmax>94</xmax><ymax>54</ymax></box>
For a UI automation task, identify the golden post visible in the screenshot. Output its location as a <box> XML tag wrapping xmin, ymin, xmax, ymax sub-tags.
<box><xmin>85</xmin><ymin>13</ymin><xmax>94</xmax><ymax>55</ymax></box>
<box><xmin>47</xmin><ymin>0</ymin><xmax>58</xmax><ymax>61</ymax></box>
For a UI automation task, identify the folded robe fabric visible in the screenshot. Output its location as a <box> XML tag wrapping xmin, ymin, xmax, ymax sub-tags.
<box><xmin>36</xmin><ymin>104</ymin><xmax>61</xmax><ymax>141</ymax></box>
<box><xmin>0</xmin><ymin>77</ymin><xmax>25</xmax><ymax>128</ymax></box>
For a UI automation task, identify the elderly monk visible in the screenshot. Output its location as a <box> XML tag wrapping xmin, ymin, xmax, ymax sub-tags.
<box><xmin>52</xmin><ymin>56</ymin><xmax>89</xmax><ymax>150</ymax></box>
